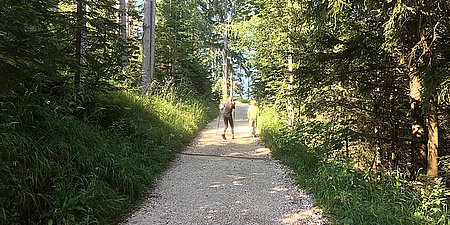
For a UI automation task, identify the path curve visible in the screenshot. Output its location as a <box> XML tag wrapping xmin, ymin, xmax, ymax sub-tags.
<box><xmin>123</xmin><ymin>103</ymin><xmax>326</xmax><ymax>225</ymax></box>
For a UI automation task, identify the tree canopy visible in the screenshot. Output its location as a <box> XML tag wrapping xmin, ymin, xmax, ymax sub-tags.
<box><xmin>1</xmin><ymin>0</ymin><xmax>450</xmax><ymax>223</ymax></box>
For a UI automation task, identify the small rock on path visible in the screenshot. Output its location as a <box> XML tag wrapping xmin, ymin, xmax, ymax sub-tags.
<box><xmin>123</xmin><ymin>103</ymin><xmax>327</xmax><ymax>225</ymax></box>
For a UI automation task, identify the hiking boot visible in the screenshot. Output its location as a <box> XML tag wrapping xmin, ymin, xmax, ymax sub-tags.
<box><xmin>221</xmin><ymin>134</ymin><xmax>226</xmax><ymax>140</ymax></box>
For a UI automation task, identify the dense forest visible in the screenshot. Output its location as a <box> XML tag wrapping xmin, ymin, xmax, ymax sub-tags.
<box><xmin>0</xmin><ymin>0</ymin><xmax>220</xmax><ymax>224</ymax></box>
<box><xmin>1</xmin><ymin>0</ymin><xmax>450</xmax><ymax>224</ymax></box>
<box><xmin>243</xmin><ymin>0</ymin><xmax>450</xmax><ymax>224</ymax></box>
<box><xmin>229</xmin><ymin>0</ymin><xmax>450</xmax><ymax>180</ymax></box>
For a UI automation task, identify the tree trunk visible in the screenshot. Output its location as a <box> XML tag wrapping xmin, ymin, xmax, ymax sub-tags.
<box><xmin>221</xmin><ymin>0</ymin><xmax>228</xmax><ymax>99</ymax></box>
<box><xmin>247</xmin><ymin>75</ymin><xmax>250</xmax><ymax>99</ymax></box>
<box><xmin>426</xmin><ymin>101</ymin><xmax>438</xmax><ymax>178</ymax></box>
<box><xmin>150</xmin><ymin>0</ymin><xmax>156</xmax><ymax>81</ymax></box>
<box><xmin>119</xmin><ymin>0</ymin><xmax>128</xmax><ymax>65</ymax></box>
<box><xmin>390</xmin><ymin>92</ymin><xmax>399</xmax><ymax>170</ymax></box>
<box><xmin>222</xmin><ymin>31</ymin><xmax>228</xmax><ymax>98</ymax></box>
<box><xmin>410</xmin><ymin>69</ymin><xmax>427</xmax><ymax>176</ymax></box>
<box><xmin>75</xmin><ymin>0</ymin><xmax>86</xmax><ymax>89</ymax></box>
<box><xmin>210</xmin><ymin>51</ymin><xmax>215</xmax><ymax>80</ymax></box>
<box><xmin>288</xmin><ymin>54</ymin><xmax>294</xmax><ymax>126</ymax></box>
<box><xmin>239</xmin><ymin>62</ymin><xmax>252</xmax><ymax>99</ymax></box>
<box><xmin>230</xmin><ymin>53</ymin><xmax>234</xmax><ymax>98</ymax></box>
<box><xmin>419</xmin><ymin>17</ymin><xmax>438</xmax><ymax>178</ymax></box>
<box><xmin>142</xmin><ymin>0</ymin><xmax>156</xmax><ymax>92</ymax></box>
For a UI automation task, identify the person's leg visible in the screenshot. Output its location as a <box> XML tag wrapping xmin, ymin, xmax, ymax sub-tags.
<box><xmin>222</xmin><ymin>117</ymin><xmax>229</xmax><ymax>139</ymax></box>
<box><xmin>229</xmin><ymin>116</ymin><xmax>234</xmax><ymax>139</ymax></box>
<box><xmin>223</xmin><ymin>117</ymin><xmax>228</xmax><ymax>133</ymax></box>
<box><xmin>251</xmin><ymin>120</ymin><xmax>256</xmax><ymax>136</ymax></box>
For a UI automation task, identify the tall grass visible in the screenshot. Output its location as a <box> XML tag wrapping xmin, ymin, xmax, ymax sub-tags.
<box><xmin>0</xmin><ymin>90</ymin><xmax>217</xmax><ymax>224</ymax></box>
<box><xmin>259</xmin><ymin>107</ymin><xmax>449</xmax><ymax>225</ymax></box>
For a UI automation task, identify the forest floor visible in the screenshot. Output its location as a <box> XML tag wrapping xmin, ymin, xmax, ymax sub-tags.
<box><xmin>122</xmin><ymin>103</ymin><xmax>327</xmax><ymax>225</ymax></box>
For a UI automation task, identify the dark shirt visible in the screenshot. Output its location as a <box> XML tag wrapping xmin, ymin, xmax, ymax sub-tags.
<box><xmin>222</xmin><ymin>101</ymin><xmax>235</xmax><ymax>118</ymax></box>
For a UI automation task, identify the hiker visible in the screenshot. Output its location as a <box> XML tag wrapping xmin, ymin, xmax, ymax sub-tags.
<box><xmin>247</xmin><ymin>100</ymin><xmax>259</xmax><ymax>137</ymax></box>
<box><xmin>220</xmin><ymin>97</ymin><xmax>236</xmax><ymax>139</ymax></box>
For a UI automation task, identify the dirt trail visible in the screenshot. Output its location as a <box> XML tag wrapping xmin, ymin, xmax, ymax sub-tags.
<box><xmin>123</xmin><ymin>103</ymin><xmax>326</xmax><ymax>225</ymax></box>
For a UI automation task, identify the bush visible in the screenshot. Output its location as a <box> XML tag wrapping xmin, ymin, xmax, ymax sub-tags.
<box><xmin>258</xmin><ymin>106</ymin><xmax>449</xmax><ymax>225</ymax></box>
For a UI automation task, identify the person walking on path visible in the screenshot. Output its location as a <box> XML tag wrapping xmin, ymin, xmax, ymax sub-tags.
<box><xmin>247</xmin><ymin>100</ymin><xmax>259</xmax><ymax>137</ymax></box>
<box><xmin>220</xmin><ymin>97</ymin><xmax>236</xmax><ymax>139</ymax></box>
<box><xmin>123</xmin><ymin>100</ymin><xmax>327</xmax><ymax>225</ymax></box>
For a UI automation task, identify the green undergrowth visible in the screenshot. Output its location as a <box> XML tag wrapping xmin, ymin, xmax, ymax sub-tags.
<box><xmin>259</xmin><ymin>107</ymin><xmax>449</xmax><ymax>225</ymax></box>
<box><xmin>0</xmin><ymin>90</ymin><xmax>217</xmax><ymax>224</ymax></box>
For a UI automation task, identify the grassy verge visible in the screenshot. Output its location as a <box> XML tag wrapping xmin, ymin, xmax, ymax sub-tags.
<box><xmin>259</xmin><ymin>107</ymin><xmax>449</xmax><ymax>225</ymax></box>
<box><xmin>0</xmin><ymin>90</ymin><xmax>217</xmax><ymax>224</ymax></box>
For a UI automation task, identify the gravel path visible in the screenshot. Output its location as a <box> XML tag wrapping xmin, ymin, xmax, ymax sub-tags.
<box><xmin>123</xmin><ymin>103</ymin><xmax>327</xmax><ymax>225</ymax></box>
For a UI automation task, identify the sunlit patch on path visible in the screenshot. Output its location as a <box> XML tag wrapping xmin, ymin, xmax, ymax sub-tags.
<box><xmin>123</xmin><ymin>103</ymin><xmax>327</xmax><ymax>225</ymax></box>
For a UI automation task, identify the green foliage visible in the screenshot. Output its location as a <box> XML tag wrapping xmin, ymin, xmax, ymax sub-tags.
<box><xmin>236</xmin><ymin>0</ymin><xmax>450</xmax><ymax>183</ymax></box>
<box><xmin>155</xmin><ymin>0</ymin><xmax>214</xmax><ymax>95</ymax></box>
<box><xmin>0</xmin><ymin>0</ymin><xmax>70</xmax><ymax>93</ymax></box>
<box><xmin>0</xmin><ymin>90</ymin><xmax>216</xmax><ymax>224</ymax></box>
<box><xmin>414</xmin><ymin>179</ymin><xmax>450</xmax><ymax>225</ymax></box>
<box><xmin>259</xmin><ymin>107</ymin><xmax>449</xmax><ymax>225</ymax></box>
<box><xmin>0</xmin><ymin>0</ymin><xmax>218</xmax><ymax>224</ymax></box>
<box><xmin>311</xmin><ymin>164</ymin><xmax>423</xmax><ymax>225</ymax></box>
